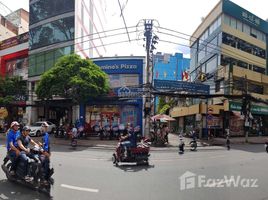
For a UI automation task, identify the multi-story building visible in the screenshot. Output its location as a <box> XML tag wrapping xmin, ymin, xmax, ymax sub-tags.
<box><xmin>153</xmin><ymin>52</ymin><xmax>190</xmax><ymax>114</ymax></box>
<box><xmin>27</xmin><ymin>0</ymin><xmax>107</xmax><ymax>125</ymax></box>
<box><xmin>153</xmin><ymin>52</ymin><xmax>190</xmax><ymax>81</ymax></box>
<box><xmin>171</xmin><ymin>0</ymin><xmax>268</xmax><ymax>137</ymax></box>
<box><xmin>0</xmin><ymin>9</ymin><xmax>29</xmax><ymax>129</ymax></box>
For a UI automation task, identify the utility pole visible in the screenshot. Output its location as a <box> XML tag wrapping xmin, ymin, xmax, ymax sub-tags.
<box><xmin>143</xmin><ymin>20</ymin><xmax>153</xmax><ymax>138</ymax></box>
<box><xmin>143</xmin><ymin>19</ymin><xmax>158</xmax><ymax>138</ymax></box>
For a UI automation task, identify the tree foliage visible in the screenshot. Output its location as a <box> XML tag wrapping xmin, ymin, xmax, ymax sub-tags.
<box><xmin>0</xmin><ymin>76</ymin><xmax>27</xmax><ymax>105</ymax></box>
<box><xmin>36</xmin><ymin>54</ymin><xmax>110</xmax><ymax>104</ymax></box>
<box><xmin>0</xmin><ymin>76</ymin><xmax>27</xmax><ymax>125</ymax></box>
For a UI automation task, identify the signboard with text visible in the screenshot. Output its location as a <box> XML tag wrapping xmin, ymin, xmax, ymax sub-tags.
<box><xmin>154</xmin><ymin>79</ymin><xmax>210</xmax><ymax>94</ymax></box>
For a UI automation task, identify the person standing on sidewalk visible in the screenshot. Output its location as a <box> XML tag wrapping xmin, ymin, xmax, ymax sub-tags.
<box><xmin>226</xmin><ymin>128</ymin><xmax>230</xmax><ymax>150</ymax></box>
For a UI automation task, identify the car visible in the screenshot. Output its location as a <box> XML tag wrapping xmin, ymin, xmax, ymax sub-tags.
<box><xmin>29</xmin><ymin>121</ymin><xmax>56</xmax><ymax>137</ymax></box>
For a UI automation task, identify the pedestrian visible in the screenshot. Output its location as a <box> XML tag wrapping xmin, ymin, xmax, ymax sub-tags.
<box><xmin>226</xmin><ymin>128</ymin><xmax>230</xmax><ymax>150</ymax></box>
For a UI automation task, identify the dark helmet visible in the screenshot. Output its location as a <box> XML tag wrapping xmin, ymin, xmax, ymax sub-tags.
<box><xmin>22</xmin><ymin>126</ymin><xmax>31</xmax><ymax>131</ymax></box>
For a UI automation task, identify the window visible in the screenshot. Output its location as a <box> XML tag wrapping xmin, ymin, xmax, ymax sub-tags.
<box><xmin>237</xmin><ymin>21</ymin><xmax>242</xmax><ymax>32</ymax></box>
<box><xmin>224</xmin><ymin>14</ymin><xmax>231</xmax><ymax>26</ymax></box>
<box><xmin>206</xmin><ymin>56</ymin><xmax>217</xmax><ymax>73</ymax></box>
<box><xmin>230</xmin><ymin>17</ymin><xmax>236</xmax><ymax>29</ymax></box>
<box><xmin>215</xmin><ymin>81</ymin><xmax>221</xmax><ymax>92</ymax></box>
<box><xmin>250</xmin><ymin>28</ymin><xmax>257</xmax><ymax>38</ymax></box>
<box><xmin>243</xmin><ymin>24</ymin><xmax>250</xmax><ymax>35</ymax></box>
<box><xmin>29</xmin><ymin>16</ymin><xmax>75</xmax><ymax>50</ymax></box>
<box><xmin>30</xmin><ymin>0</ymin><xmax>75</xmax><ymax>25</ymax></box>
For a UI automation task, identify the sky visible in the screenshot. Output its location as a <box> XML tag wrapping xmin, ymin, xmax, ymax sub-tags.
<box><xmin>0</xmin><ymin>0</ymin><xmax>267</xmax><ymax>58</ymax></box>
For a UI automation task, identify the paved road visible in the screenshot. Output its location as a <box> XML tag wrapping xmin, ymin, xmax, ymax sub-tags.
<box><xmin>0</xmin><ymin>142</ymin><xmax>268</xmax><ymax>200</ymax></box>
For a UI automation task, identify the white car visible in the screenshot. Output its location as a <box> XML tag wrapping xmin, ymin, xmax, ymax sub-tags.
<box><xmin>29</xmin><ymin>121</ymin><xmax>56</xmax><ymax>137</ymax></box>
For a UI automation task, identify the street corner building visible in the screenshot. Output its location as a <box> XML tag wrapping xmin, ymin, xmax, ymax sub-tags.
<box><xmin>170</xmin><ymin>0</ymin><xmax>268</xmax><ymax>138</ymax></box>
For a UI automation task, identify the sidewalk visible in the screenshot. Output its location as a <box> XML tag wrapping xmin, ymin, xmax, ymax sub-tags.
<box><xmin>1</xmin><ymin>132</ymin><xmax>267</xmax><ymax>151</ymax></box>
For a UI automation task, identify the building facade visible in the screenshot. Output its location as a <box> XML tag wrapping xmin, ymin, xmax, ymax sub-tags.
<box><xmin>171</xmin><ymin>0</ymin><xmax>268</xmax><ymax>137</ymax></box>
<box><xmin>0</xmin><ymin>9</ymin><xmax>29</xmax><ymax>130</ymax></box>
<box><xmin>79</xmin><ymin>56</ymin><xmax>145</xmax><ymax>134</ymax></box>
<box><xmin>153</xmin><ymin>52</ymin><xmax>190</xmax><ymax>81</ymax></box>
<box><xmin>27</xmin><ymin>0</ymin><xmax>107</xmax><ymax>125</ymax></box>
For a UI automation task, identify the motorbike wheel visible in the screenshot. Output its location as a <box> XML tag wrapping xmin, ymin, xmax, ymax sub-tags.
<box><xmin>112</xmin><ymin>154</ymin><xmax>119</xmax><ymax>166</ymax></box>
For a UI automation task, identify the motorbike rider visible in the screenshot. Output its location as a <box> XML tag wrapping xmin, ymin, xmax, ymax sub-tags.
<box><xmin>16</xmin><ymin>126</ymin><xmax>39</xmax><ymax>181</ymax></box>
<box><xmin>6</xmin><ymin>121</ymin><xmax>21</xmax><ymax>175</ymax></box>
<box><xmin>120</xmin><ymin>123</ymin><xmax>137</xmax><ymax>157</ymax></box>
<box><xmin>38</xmin><ymin>122</ymin><xmax>51</xmax><ymax>185</ymax></box>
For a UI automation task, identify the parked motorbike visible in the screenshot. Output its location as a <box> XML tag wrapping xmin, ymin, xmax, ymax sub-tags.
<box><xmin>54</xmin><ymin>125</ymin><xmax>67</xmax><ymax>138</ymax></box>
<box><xmin>265</xmin><ymin>142</ymin><xmax>268</xmax><ymax>153</ymax></box>
<box><xmin>93</xmin><ymin>124</ymin><xmax>102</xmax><ymax>137</ymax></box>
<box><xmin>190</xmin><ymin>139</ymin><xmax>197</xmax><ymax>151</ymax></box>
<box><xmin>1</xmin><ymin>146</ymin><xmax>54</xmax><ymax>195</ymax></box>
<box><xmin>112</xmin><ymin>137</ymin><xmax>150</xmax><ymax>166</ymax></box>
<box><xmin>71</xmin><ymin>136</ymin><xmax>78</xmax><ymax>148</ymax></box>
<box><xmin>77</xmin><ymin>125</ymin><xmax>87</xmax><ymax>139</ymax></box>
<box><xmin>100</xmin><ymin>125</ymin><xmax>111</xmax><ymax>140</ymax></box>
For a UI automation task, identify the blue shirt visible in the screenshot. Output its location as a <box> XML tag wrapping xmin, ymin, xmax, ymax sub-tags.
<box><xmin>42</xmin><ymin>132</ymin><xmax>50</xmax><ymax>152</ymax></box>
<box><xmin>6</xmin><ymin>129</ymin><xmax>20</xmax><ymax>151</ymax></box>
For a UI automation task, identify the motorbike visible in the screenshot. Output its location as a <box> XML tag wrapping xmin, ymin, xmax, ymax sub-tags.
<box><xmin>77</xmin><ymin>125</ymin><xmax>87</xmax><ymax>139</ymax></box>
<box><xmin>265</xmin><ymin>142</ymin><xmax>268</xmax><ymax>153</ymax></box>
<box><xmin>178</xmin><ymin>138</ymin><xmax>185</xmax><ymax>154</ymax></box>
<box><xmin>93</xmin><ymin>124</ymin><xmax>102</xmax><ymax>137</ymax></box>
<box><xmin>71</xmin><ymin>135</ymin><xmax>78</xmax><ymax>148</ymax></box>
<box><xmin>190</xmin><ymin>139</ymin><xmax>197</xmax><ymax>151</ymax></box>
<box><xmin>100</xmin><ymin>125</ymin><xmax>111</xmax><ymax>140</ymax></box>
<box><xmin>112</xmin><ymin>137</ymin><xmax>150</xmax><ymax>166</ymax></box>
<box><xmin>1</xmin><ymin>146</ymin><xmax>54</xmax><ymax>195</ymax></box>
<box><xmin>54</xmin><ymin>125</ymin><xmax>67</xmax><ymax>138</ymax></box>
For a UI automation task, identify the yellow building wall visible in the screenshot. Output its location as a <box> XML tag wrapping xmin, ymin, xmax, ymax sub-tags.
<box><xmin>221</xmin><ymin>44</ymin><xmax>266</xmax><ymax>68</ymax></box>
<box><xmin>221</xmin><ymin>24</ymin><xmax>266</xmax><ymax>50</ymax></box>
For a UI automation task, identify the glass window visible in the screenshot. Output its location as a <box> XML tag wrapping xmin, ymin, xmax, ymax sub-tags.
<box><xmin>45</xmin><ymin>51</ymin><xmax>54</xmax><ymax>71</ymax></box>
<box><xmin>217</xmin><ymin>16</ymin><xmax>221</xmax><ymax>27</ymax></box>
<box><xmin>230</xmin><ymin>17</ymin><xmax>236</xmax><ymax>29</ymax></box>
<box><xmin>243</xmin><ymin>24</ymin><xmax>250</xmax><ymax>35</ymax></box>
<box><xmin>206</xmin><ymin>56</ymin><xmax>217</xmax><ymax>73</ymax></box>
<box><xmin>237</xmin><ymin>21</ymin><xmax>242</xmax><ymax>32</ymax></box>
<box><xmin>224</xmin><ymin>14</ymin><xmax>230</xmax><ymax>26</ymax></box>
<box><xmin>198</xmin><ymin>48</ymin><xmax>206</xmax><ymax>63</ymax></box>
<box><xmin>29</xmin><ymin>16</ymin><xmax>75</xmax><ymax>50</ymax></box>
<box><xmin>109</xmin><ymin>74</ymin><xmax>139</xmax><ymax>88</ymax></box>
<box><xmin>30</xmin><ymin>0</ymin><xmax>75</xmax><ymax>25</ymax></box>
<box><xmin>250</xmin><ymin>28</ymin><xmax>257</xmax><ymax>38</ymax></box>
<box><xmin>36</xmin><ymin>53</ymin><xmax>45</xmax><ymax>75</ymax></box>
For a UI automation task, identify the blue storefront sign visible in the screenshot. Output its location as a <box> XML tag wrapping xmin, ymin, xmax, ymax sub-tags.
<box><xmin>80</xmin><ymin>57</ymin><xmax>144</xmax><ymax>132</ymax></box>
<box><xmin>154</xmin><ymin>79</ymin><xmax>210</xmax><ymax>94</ymax></box>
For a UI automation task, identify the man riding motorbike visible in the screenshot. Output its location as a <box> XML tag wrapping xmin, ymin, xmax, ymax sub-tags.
<box><xmin>120</xmin><ymin>123</ymin><xmax>137</xmax><ymax>157</ymax></box>
<box><xmin>17</xmin><ymin>126</ymin><xmax>39</xmax><ymax>182</ymax></box>
<box><xmin>6</xmin><ymin>121</ymin><xmax>21</xmax><ymax>175</ymax></box>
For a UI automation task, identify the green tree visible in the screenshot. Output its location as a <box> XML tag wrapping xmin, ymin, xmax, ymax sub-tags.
<box><xmin>0</xmin><ymin>76</ymin><xmax>27</xmax><ymax>125</ymax></box>
<box><xmin>36</xmin><ymin>54</ymin><xmax>110</xmax><ymax>104</ymax></box>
